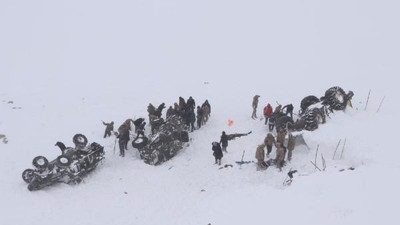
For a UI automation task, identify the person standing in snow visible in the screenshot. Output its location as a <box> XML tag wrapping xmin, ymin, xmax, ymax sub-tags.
<box><xmin>275</xmin><ymin>142</ymin><xmax>285</xmax><ymax>171</ymax></box>
<box><xmin>287</xmin><ymin>133</ymin><xmax>296</xmax><ymax>162</ymax></box>
<box><xmin>117</xmin><ymin>128</ymin><xmax>129</xmax><ymax>157</ymax></box>
<box><xmin>201</xmin><ymin>104</ymin><xmax>210</xmax><ymax>125</ymax></box>
<box><xmin>212</xmin><ymin>141</ymin><xmax>223</xmax><ymax>165</ymax></box>
<box><xmin>268</xmin><ymin>114</ymin><xmax>276</xmax><ymax>132</ymax></box>
<box><xmin>166</xmin><ymin>106</ymin><xmax>175</xmax><ymax>118</ymax></box>
<box><xmin>220</xmin><ymin>131</ymin><xmax>229</xmax><ymax>152</ymax></box>
<box><xmin>252</xmin><ymin>95</ymin><xmax>260</xmax><ymax>119</ymax></box>
<box><xmin>202</xmin><ymin>100</ymin><xmax>211</xmax><ymax>116</ymax></box>
<box><xmin>263</xmin><ymin>103</ymin><xmax>273</xmax><ymax>125</ymax></box>
<box><xmin>102</xmin><ymin>121</ymin><xmax>114</xmax><ymax>138</ymax></box>
<box><xmin>274</xmin><ymin>104</ymin><xmax>282</xmax><ymax>114</ymax></box>
<box><xmin>188</xmin><ymin>108</ymin><xmax>196</xmax><ymax>132</ymax></box>
<box><xmin>117</xmin><ymin>119</ymin><xmax>133</xmax><ymax>157</ymax></box>
<box><xmin>264</xmin><ymin>132</ymin><xmax>276</xmax><ymax>157</ymax></box>
<box><xmin>276</xmin><ymin>129</ymin><xmax>286</xmax><ymax>147</ymax></box>
<box><xmin>255</xmin><ymin>144</ymin><xmax>266</xmax><ymax>170</ymax></box>
<box><xmin>196</xmin><ymin>106</ymin><xmax>203</xmax><ymax>129</ymax></box>
<box><xmin>136</xmin><ymin>121</ymin><xmax>146</xmax><ymax>138</ymax></box>
<box><xmin>187</xmin><ymin>96</ymin><xmax>196</xmax><ymax>110</ymax></box>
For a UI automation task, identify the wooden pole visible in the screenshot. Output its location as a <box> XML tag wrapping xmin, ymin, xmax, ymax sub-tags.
<box><xmin>377</xmin><ymin>96</ymin><xmax>386</xmax><ymax>113</ymax></box>
<box><xmin>314</xmin><ymin>145</ymin><xmax>319</xmax><ymax>170</ymax></box>
<box><xmin>340</xmin><ymin>139</ymin><xmax>347</xmax><ymax>159</ymax></box>
<box><xmin>321</xmin><ymin>153</ymin><xmax>326</xmax><ymax>171</ymax></box>
<box><xmin>332</xmin><ymin>139</ymin><xmax>342</xmax><ymax>160</ymax></box>
<box><xmin>364</xmin><ymin>89</ymin><xmax>371</xmax><ymax>111</ymax></box>
<box><xmin>310</xmin><ymin>161</ymin><xmax>322</xmax><ymax>171</ymax></box>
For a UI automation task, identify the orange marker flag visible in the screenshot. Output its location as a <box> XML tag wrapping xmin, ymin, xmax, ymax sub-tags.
<box><xmin>228</xmin><ymin>119</ymin><xmax>234</xmax><ymax>126</ymax></box>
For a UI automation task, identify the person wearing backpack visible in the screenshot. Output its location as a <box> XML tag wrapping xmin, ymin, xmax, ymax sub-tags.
<box><xmin>263</xmin><ymin>103</ymin><xmax>273</xmax><ymax>125</ymax></box>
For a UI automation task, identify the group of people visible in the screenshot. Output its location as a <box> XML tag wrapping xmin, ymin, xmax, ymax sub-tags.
<box><xmin>251</xmin><ymin>95</ymin><xmax>297</xmax><ymax>171</ymax></box>
<box><xmin>252</xmin><ymin>94</ymin><xmax>294</xmax><ymax>131</ymax></box>
<box><xmin>102</xmin><ymin>96</ymin><xmax>211</xmax><ymax>157</ymax></box>
<box><xmin>165</xmin><ymin>97</ymin><xmax>211</xmax><ymax>132</ymax></box>
<box><xmin>255</xmin><ymin>130</ymin><xmax>296</xmax><ymax>171</ymax></box>
<box><xmin>102</xmin><ymin>118</ymin><xmax>146</xmax><ymax>157</ymax></box>
<box><xmin>103</xmin><ymin>93</ymin><xmax>298</xmax><ymax>169</ymax></box>
<box><xmin>211</xmin><ymin>131</ymin><xmax>252</xmax><ymax>165</ymax></box>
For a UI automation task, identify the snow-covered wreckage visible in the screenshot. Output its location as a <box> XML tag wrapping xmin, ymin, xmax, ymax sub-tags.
<box><xmin>22</xmin><ymin>134</ymin><xmax>105</xmax><ymax>191</ymax></box>
<box><xmin>274</xmin><ymin>86</ymin><xmax>354</xmax><ymax>133</ymax></box>
<box><xmin>132</xmin><ymin>114</ymin><xmax>189</xmax><ymax>165</ymax></box>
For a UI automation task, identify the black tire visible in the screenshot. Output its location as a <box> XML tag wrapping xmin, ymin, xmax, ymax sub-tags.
<box><xmin>73</xmin><ymin>134</ymin><xmax>88</xmax><ymax>148</ymax></box>
<box><xmin>303</xmin><ymin>108</ymin><xmax>324</xmax><ymax>131</ymax></box>
<box><xmin>22</xmin><ymin>169</ymin><xmax>35</xmax><ymax>183</ymax></box>
<box><xmin>132</xmin><ymin>136</ymin><xmax>149</xmax><ymax>149</ymax></box>
<box><xmin>300</xmin><ymin>95</ymin><xmax>320</xmax><ymax>111</ymax></box>
<box><xmin>322</xmin><ymin>86</ymin><xmax>348</xmax><ymax>111</ymax></box>
<box><xmin>56</xmin><ymin>155</ymin><xmax>72</xmax><ymax>168</ymax></box>
<box><xmin>32</xmin><ymin>156</ymin><xmax>49</xmax><ymax>169</ymax></box>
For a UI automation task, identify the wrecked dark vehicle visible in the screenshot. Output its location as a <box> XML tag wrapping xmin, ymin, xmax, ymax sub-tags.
<box><xmin>22</xmin><ymin>134</ymin><xmax>104</xmax><ymax>191</ymax></box>
<box><xmin>293</xmin><ymin>86</ymin><xmax>353</xmax><ymax>132</ymax></box>
<box><xmin>132</xmin><ymin>114</ymin><xmax>189</xmax><ymax>165</ymax></box>
<box><xmin>321</xmin><ymin>86</ymin><xmax>354</xmax><ymax>111</ymax></box>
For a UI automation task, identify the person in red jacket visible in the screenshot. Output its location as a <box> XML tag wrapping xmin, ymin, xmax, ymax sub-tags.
<box><xmin>263</xmin><ymin>103</ymin><xmax>273</xmax><ymax>125</ymax></box>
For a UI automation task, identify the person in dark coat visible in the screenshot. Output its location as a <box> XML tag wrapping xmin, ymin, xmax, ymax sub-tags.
<box><xmin>173</xmin><ymin>102</ymin><xmax>179</xmax><ymax>111</ymax></box>
<box><xmin>187</xmin><ymin>96</ymin><xmax>196</xmax><ymax>110</ymax></box>
<box><xmin>196</xmin><ymin>106</ymin><xmax>203</xmax><ymax>129</ymax></box>
<box><xmin>136</xmin><ymin>121</ymin><xmax>146</xmax><ymax>138</ymax></box>
<box><xmin>268</xmin><ymin>114</ymin><xmax>276</xmax><ymax>132</ymax></box>
<box><xmin>133</xmin><ymin>118</ymin><xmax>145</xmax><ymax>133</ymax></box>
<box><xmin>102</xmin><ymin>121</ymin><xmax>114</xmax><ymax>138</ymax></box>
<box><xmin>212</xmin><ymin>141</ymin><xmax>223</xmax><ymax>165</ymax></box>
<box><xmin>179</xmin><ymin>97</ymin><xmax>187</xmax><ymax>110</ymax></box>
<box><xmin>282</xmin><ymin>104</ymin><xmax>294</xmax><ymax>119</ymax></box>
<box><xmin>166</xmin><ymin>106</ymin><xmax>174</xmax><ymax>118</ymax></box>
<box><xmin>202</xmin><ymin>100</ymin><xmax>211</xmax><ymax>115</ymax></box>
<box><xmin>220</xmin><ymin>131</ymin><xmax>229</xmax><ymax>152</ymax></box>
<box><xmin>188</xmin><ymin>108</ymin><xmax>196</xmax><ymax>132</ymax></box>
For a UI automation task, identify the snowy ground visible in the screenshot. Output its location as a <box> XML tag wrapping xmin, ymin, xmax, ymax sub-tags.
<box><xmin>1</xmin><ymin>1</ymin><xmax>400</xmax><ymax>225</ymax></box>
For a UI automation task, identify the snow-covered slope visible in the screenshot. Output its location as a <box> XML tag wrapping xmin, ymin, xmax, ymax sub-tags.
<box><xmin>1</xmin><ymin>1</ymin><xmax>399</xmax><ymax>225</ymax></box>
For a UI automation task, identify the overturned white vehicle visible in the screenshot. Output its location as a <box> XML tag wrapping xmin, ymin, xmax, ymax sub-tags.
<box><xmin>22</xmin><ymin>134</ymin><xmax>105</xmax><ymax>191</ymax></box>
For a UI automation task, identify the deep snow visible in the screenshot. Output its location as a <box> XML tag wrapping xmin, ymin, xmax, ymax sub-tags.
<box><xmin>1</xmin><ymin>1</ymin><xmax>400</xmax><ymax>225</ymax></box>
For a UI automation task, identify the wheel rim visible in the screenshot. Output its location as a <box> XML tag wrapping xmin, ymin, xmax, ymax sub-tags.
<box><xmin>37</xmin><ymin>158</ymin><xmax>45</xmax><ymax>166</ymax></box>
<box><xmin>60</xmin><ymin>157</ymin><xmax>69</xmax><ymax>164</ymax></box>
<box><xmin>134</xmin><ymin>138</ymin><xmax>143</xmax><ymax>144</ymax></box>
